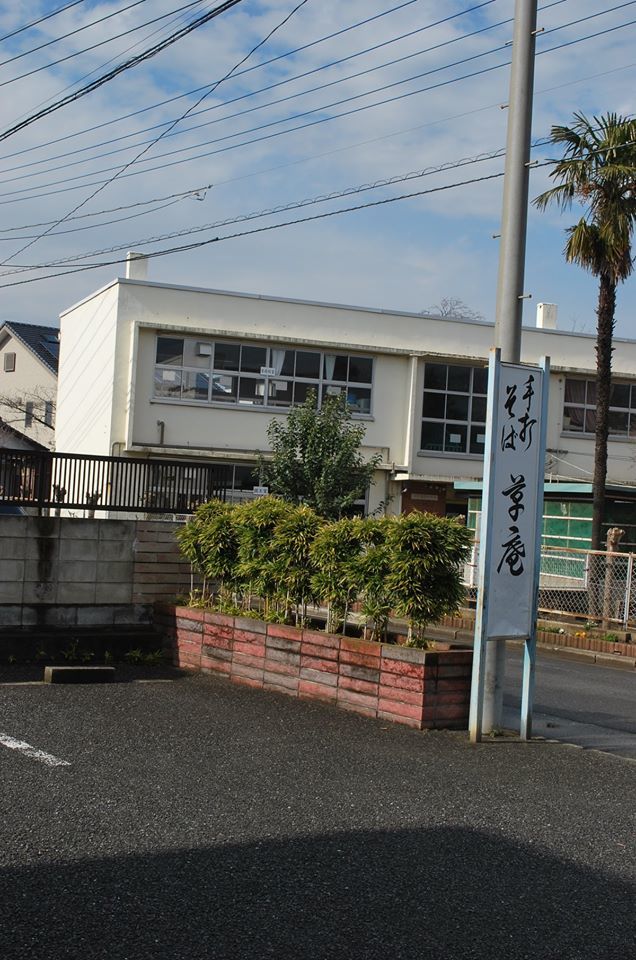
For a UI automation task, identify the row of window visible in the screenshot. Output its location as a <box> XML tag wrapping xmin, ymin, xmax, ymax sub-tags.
<box><xmin>152</xmin><ymin>339</ymin><xmax>636</xmax><ymax>452</ymax></box>
<box><xmin>154</xmin><ymin>337</ymin><xmax>373</xmax><ymax>414</ymax></box>
<box><xmin>563</xmin><ymin>378</ymin><xmax>636</xmax><ymax>438</ymax></box>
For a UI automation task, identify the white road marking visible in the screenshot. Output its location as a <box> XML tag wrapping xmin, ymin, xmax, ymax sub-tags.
<box><xmin>0</xmin><ymin>733</ymin><xmax>70</xmax><ymax>767</ymax></box>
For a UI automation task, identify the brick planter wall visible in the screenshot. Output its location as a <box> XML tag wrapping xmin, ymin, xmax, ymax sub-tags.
<box><xmin>154</xmin><ymin>604</ymin><xmax>473</xmax><ymax>731</ymax></box>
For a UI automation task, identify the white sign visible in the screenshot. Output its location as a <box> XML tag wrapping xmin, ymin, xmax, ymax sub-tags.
<box><xmin>253</xmin><ymin>485</ymin><xmax>269</xmax><ymax>496</ymax></box>
<box><xmin>260</xmin><ymin>366</ymin><xmax>277</xmax><ymax>377</ymax></box>
<box><xmin>481</xmin><ymin>358</ymin><xmax>547</xmax><ymax>639</ymax></box>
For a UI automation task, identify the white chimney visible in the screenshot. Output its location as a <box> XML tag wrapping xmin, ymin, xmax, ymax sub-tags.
<box><xmin>536</xmin><ymin>302</ymin><xmax>557</xmax><ymax>329</ymax></box>
<box><xmin>125</xmin><ymin>251</ymin><xmax>148</xmax><ymax>281</ymax></box>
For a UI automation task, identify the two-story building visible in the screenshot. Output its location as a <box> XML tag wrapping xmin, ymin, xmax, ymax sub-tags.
<box><xmin>0</xmin><ymin>321</ymin><xmax>58</xmax><ymax>450</ymax></box>
<box><xmin>55</xmin><ymin>257</ymin><xmax>636</xmax><ymax>541</ymax></box>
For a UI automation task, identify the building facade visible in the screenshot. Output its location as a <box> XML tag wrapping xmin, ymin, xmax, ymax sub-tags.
<box><xmin>56</xmin><ymin>267</ymin><xmax>636</xmax><ymax>520</ymax></box>
<box><xmin>0</xmin><ymin>321</ymin><xmax>58</xmax><ymax>450</ymax></box>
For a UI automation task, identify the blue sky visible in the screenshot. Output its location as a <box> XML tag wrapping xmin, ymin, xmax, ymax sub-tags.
<box><xmin>0</xmin><ymin>0</ymin><xmax>634</xmax><ymax>337</ymax></box>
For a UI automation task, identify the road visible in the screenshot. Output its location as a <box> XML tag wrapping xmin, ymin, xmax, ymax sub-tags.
<box><xmin>504</xmin><ymin>648</ymin><xmax>636</xmax><ymax>759</ymax></box>
<box><xmin>0</xmin><ymin>672</ymin><xmax>634</xmax><ymax>959</ymax></box>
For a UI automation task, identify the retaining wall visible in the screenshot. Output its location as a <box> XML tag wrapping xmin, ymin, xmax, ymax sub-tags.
<box><xmin>155</xmin><ymin>604</ymin><xmax>473</xmax><ymax>731</ymax></box>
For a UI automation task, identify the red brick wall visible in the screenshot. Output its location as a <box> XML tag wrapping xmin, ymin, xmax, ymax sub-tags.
<box><xmin>154</xmin><ymin>604</ymin><xmax>473</xmax><ymax>731</ymax></box>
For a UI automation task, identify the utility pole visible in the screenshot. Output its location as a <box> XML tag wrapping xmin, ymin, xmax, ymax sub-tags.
<box><xmin>483</xmin><ymin>0</ymin><xmax>538</xmax><ymax>732</ymax></box>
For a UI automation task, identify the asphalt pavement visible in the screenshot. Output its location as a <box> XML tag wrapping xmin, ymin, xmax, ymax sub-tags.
<box><xmin>0</xmin><ymin>671</ymin><xmax>634</xmax><ymax>960</ymax></box>
<box><xmin>504</xmin><ymin>647</ymin><xmax>636</xmax><ymax>759</ymax></box>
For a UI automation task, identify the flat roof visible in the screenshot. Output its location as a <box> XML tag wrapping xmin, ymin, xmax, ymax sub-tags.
<box><xmin>59</xmin><ymin>276</ymin><xmax>636</xmax><ymax>345</ymax></box>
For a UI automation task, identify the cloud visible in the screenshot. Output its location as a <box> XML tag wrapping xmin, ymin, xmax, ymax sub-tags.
<box><xmin>0</xmin><ymin>0</ymin><xmax>633</xmax><ymax>336</ymax></box>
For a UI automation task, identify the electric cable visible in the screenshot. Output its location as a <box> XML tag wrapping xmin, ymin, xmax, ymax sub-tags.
<box><xmin>0</xmin><ymin>0</ymin><xmax>247</xmax><ymax>144</ymax></box>
<box><xmin>0</xmin><ymin>0</ymin><xmax>210</xmax><ymax>85</ymax></box>
<box><xmin>0</xmin><ymin>7</ymin><xmax>512</xmax><ymax>177</ymax></box>
<box><xmin>3</xmin><ymin>132</ymin><xmax>630</xmax><ymax>276</ymax></box>
<box><xmin>0</xmin><ymin>0</ymin><xmax>151</xmax><ymax>68</ymax></box>
<box><xmin>0</xmin><ymin>0</ymin><xmax>91</xmax><ymax>45</ymax></box>
<box><xmin>0</xmin><ymin>0</ymin><xmax>497</xmax><ymax>163</ymax></box>
<box><xmin>0</xmin><ymin>0</ymin><xmax>312</xmax><ymax>266</ymax></box>
<box><xmin>0</xmin><ymin>10</ymin><xmax>629</xmax><ymax>204</ymax></box>
<box><xmin>0</xmin><ymin>185</ymin><xmax>213</xmax><ymax>235</ymax></box>
<box><xmin>0</xmin><ymin>170</ymin><xmax>510</xmax><ymax>287</ymax></box>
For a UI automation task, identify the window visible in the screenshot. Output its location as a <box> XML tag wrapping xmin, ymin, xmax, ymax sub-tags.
<box><xmin>24</xmin><ymin>401</ymin><xmax>34</xmax><ymax>428</ymax></box>
<box><xmin>421</xmin><ymin>362</ymin><xmax>488</xmax><ymax>455</ymax></box>
<box><xmin>153</xmin><ymin>336</ymin><xmax>373</xmax><ymax>414</ymax></box>
<box><xmin>3</xmin><ymin>352</ymin><xmax>15</xmax><ymax>372</ymax></box>
<box><xmin>44</xmin><ymin>401</ymin><xmax>54</xmax><ymax>427</ymax></box>
<box><xmin>563</xmin><ymin>378</ymin><xmax>636</xmax><ymax>437</ymax></box>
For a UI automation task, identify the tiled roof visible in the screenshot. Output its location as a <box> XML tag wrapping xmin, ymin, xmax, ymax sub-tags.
<box><xmin>2</xmin><ymin>322</ymin><xmax>59</xmax><ymax>374</ymax></box>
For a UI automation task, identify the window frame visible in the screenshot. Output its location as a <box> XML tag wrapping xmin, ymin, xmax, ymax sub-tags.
<box><xmin>153</xmin><ymin>335</ymin><xmax>375</xmax><ymax>416</ymax></box>
<box><xmin>3</xmin><ymin>352</ymin><xmax>16</xmax><ymax>372</ymax></box>
<box><xmin>562</xmin><ymin>376</ymin><xmax>636</xmax><ymax>440</ymax></box>
<box><xmin>420</xmin><ymin>361</ymin><xmax>488</xmax><ymax>458</ymax></box>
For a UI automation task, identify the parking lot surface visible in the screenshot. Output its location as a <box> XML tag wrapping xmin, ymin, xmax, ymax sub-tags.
<box><xmin>1</xmin><ymin>672</ymin><xmax>634</xmax><ymax>959</ymax></box>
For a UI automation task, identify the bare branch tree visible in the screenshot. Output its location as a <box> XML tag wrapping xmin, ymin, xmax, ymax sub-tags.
<box><xmin>422</xmin><ymin>297</ymin><xmax>485</xmax><ymax>322</ymax></box>
<box><xmin>0</xmin><ymin>386</ymin><xmax>55</xmax><ymax>432</ymax></box>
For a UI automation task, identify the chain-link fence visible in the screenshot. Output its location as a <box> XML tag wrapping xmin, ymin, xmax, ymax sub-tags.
<box><xmin>463</xmin><ymin>544</ymin><xmax>636</xmax><ymax>628</ymax></box>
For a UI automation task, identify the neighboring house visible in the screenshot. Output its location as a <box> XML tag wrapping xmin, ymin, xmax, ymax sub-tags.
<box><xmin>55</xmin><ymin>258</ymin><xmax>636</xmax><ymax>537</ymax></box>
<box><xmin>0</xmin><ymin>321</ymin><xmax>59</xmax><ymax>450</ymax></box>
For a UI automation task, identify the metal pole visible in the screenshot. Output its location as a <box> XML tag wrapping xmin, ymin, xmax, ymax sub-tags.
<box><xmin>483</xmin><ymin>0</ymin><xmax>538</xmax><ymax>733</ymax></box>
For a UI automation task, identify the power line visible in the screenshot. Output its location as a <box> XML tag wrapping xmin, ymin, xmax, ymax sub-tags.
<box><xmin>0</xmin><ymin>185</ymin><xmax>213</xmax><ymax>236</ymax></box>
<box><xmin>4</xmin><ymin>129</ymin><xmax>631</xmax><ymax>276</ymax></box>
<box><xmin>0</xmin><ymin>0</ymin><xmax>150</xmax><ymax>68</ymax></box>
<box><xmin>0</xmin><ymin>0</ymin><xmax>495</xmax><ymax>164</ymax></box>
<box><xmin>0</xmin><ymin>47</ymin><xmax>629</xmax><ymax>222</ymax></box>
<box><xmin>1</xmin><ymin>0</ymin><xmax>211</xmax><ymax>136</ymax></box>
<box><xmin>0</xmin><ymin>0</ymin><xmax>312</xmax><ymax>266</ymax></box>
<box><xmin>0</xmin><ymin>0</ymin><xmax>90</xmax><ymax>45</ymax></box>
<box><xmin>0</xmin><ymin>170</ymin><xmax>509</xmax><ymax>288</ymax></box>
<box><xmin>0</xmin><ymin>0</ymin><xmax>246</xmax><ymax>144</ymax></box>
<box><xmin>0</xmin><ymin>0</ymin><xmax>209</xmax><ymax>86</ymax></box>
<box><xmin>0</xmin><ymin>7</ymin><xmax>515</xmax><ymax>180</ymax></box>
<box><xmin>0</xmin><ymin>9</ymin><xmax>629</xmax><ymax>206</ymax></box>
<box><xmin>2</xmin><ymin>135</ymin><xmax>631</xmax><ymax>285</ymax></box>
<box><xmin>7</xmin><ymin>148</ymin><xmax>512</xmax><ymax>268</ymax></box>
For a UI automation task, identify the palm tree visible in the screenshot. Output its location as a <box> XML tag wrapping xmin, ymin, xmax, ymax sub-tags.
<box><xmin>534</xmin><ymin>112</ymin><xmax>636</xmax><ymax>551</ymax></box>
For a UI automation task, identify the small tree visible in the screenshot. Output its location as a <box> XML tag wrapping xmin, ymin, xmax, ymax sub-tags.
<box><xmin>354</xmin><ymin>516</ymin><xmax>394</xmax><ymax>642</ymax></box>
<box><xmin>310</xmin><ymin>517</ymin><xmax>366</xmax><ymax>633</ymax></box>
<box><xmin>177</xmin><ymin>500</ymin><xmax>239</xmax><ymax>605</ymax></box>
<box><xmin>385</xmin><ymin>512</ymin><xmax>472</xmax><ymax>646</ymax></box>
<box><xmin>260</xmin><ymin>391</ymin><xmax>381</xmax><ymax>520</ymax></box>
<box><xmin>234</xmin><ymin>496</ymin><xmax>294</xmax><ymax>615</ymax></box>
<box><xmin>267</xmin><ymin>505</ymin><xmax>323</xmax><ymax>625</ymax></box>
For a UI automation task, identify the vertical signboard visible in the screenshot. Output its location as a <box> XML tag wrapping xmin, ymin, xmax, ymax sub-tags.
<box><xmin>469</xmin><ymin>349</ymin><xmax>549</xmax><ymax>741</ymax></box>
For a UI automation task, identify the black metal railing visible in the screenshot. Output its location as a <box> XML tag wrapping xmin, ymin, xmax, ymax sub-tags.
<box><xmin>0</xmin><ymin>449</ymin><xmax>229</xmax><ymax>515</ymax></box>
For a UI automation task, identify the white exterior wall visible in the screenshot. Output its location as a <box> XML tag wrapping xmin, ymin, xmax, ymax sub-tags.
<box><xmin>56</xmin><ymin>284</ymin><xmax>122</xmax><ymax>455</ymax></box>
<box><xmin>58</xmin><ymin>278</ymin><xmax>636</xmax><ymax>499</ymax></box>
<box><xmin>0</xmin><ymin>333</ymin><xmax>56</xmax><ymax>449</ymax></box>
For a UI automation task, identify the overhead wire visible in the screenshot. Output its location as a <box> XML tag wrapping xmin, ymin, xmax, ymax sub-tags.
<box><xmin>0</xmin><ymin>0</ymin><xmax>312</xmax><ymax>266</ymax></box>
<box><xmin>0</xmin><ymin>8</ymin><xmax>516</xmax><ymax>183</ymax></box>
<box><xmin>0</xmin><ymin>4</ymin><xmax>512</xmax><ymax>177</ymax></box>
<box><xmin>0</xmin><ymin>170</ymin><xmax>511</xmax><ymax>287</ymax></box>
<box><xmin>0</xmin><ymin>0</ymin><xmax>497</xmax><ymax>163</ymax></box>
<box><xmin>0</xmin><ymin>5</ymin><xmax>630</xmax><ymax>205</ymax></box>
<box><xmin>8</xmin><ymin>132</ymin><xmax>630</xmax><ymax>274</ymax></box>
<box><xmin>0</xmin><ymin>0</ymin><xmax>246</xmax><ymax>144</ymax></box>
<box><xmin>0</xmin><ymin>0</ymin><xmax>151</xmax><ymax>68</ymax></box>
<box><xmin>0</xmin><ymin>0</ymin><xmax>91</xmax><ymax>45</ymax></box>
<box><xmin>0</xmin><ymin>0</ymin><xmax>210</xmax><ymax>86</ymax></box>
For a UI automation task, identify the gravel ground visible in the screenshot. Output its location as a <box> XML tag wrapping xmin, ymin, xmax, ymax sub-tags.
<box><xmin>0</xmin><ymin>671</ymin><xmax>634</xmax><ymax>959</ymax></box>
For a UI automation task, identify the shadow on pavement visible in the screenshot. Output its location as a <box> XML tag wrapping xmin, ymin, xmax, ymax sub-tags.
<box><xmin>1</xmin><ymin>825</ymin><xmax>632</xmax><ymax>959</ymax></box>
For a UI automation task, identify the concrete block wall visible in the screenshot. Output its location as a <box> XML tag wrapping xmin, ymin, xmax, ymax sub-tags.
<box><xmin>0</xmin><ymin>517</ymin><xmax>194</xmax><ymax>627</ymax></box>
